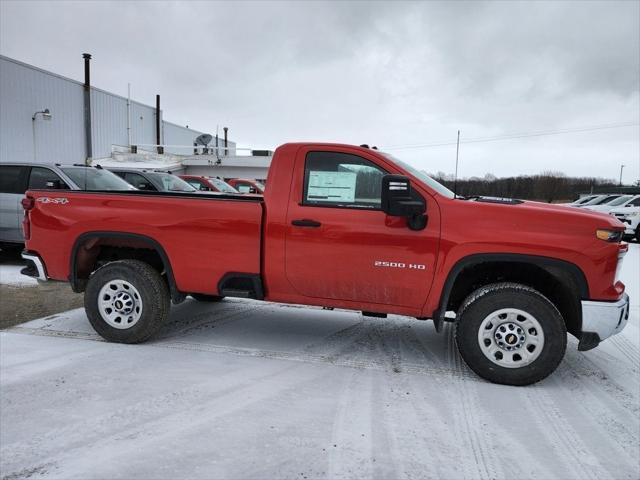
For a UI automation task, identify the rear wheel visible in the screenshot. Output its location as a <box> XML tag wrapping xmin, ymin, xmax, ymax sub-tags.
<box><xmin>85</xmin><ymin>260</ymin><xmax>170</xmax><ymax>343</ymax></box>
<box><xmin>455</xmin><ymin>282</ymin><xmax>567</xmax><ymax>386</ymax></box>
<box><xmin>190</xmin><ymin>293</ymin><xmax>224</xmax><ymax>302</ymax></box>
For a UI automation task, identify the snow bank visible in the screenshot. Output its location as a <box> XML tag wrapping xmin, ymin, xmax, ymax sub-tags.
<box><xmin>0</xmin><ymin>264</ymin><xmax>37</xmax><ymax>287</ymax></box>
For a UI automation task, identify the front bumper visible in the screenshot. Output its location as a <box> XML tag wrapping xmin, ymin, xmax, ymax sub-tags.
<box><xmin>578</xmin><ymin>293</ymin><xmax>630</xmax><ymax>351</ymax></box>
<box><xmin>21</xmin><ymin>251</ymin><xmax>47</xmax><ymax>281</ymax></box>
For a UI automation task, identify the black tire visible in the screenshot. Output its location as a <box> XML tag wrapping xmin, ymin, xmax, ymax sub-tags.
<box><xmin>455</xmin><ymin>282</ymin><xmax>567</xmax><ymax>386</ymax></box>
<box><xmin>85</xmin><ymin>259</ymin><xmax>170</xmax><ymax>343</ymax></box>
<box><xmin>190</xmin><ymin>294</ymin><xmax>224</xmax><ymax>302</ymax></box>
<box><xmin>635</xmin><ymin>225</ymin><xmax>640</xmax><ymax>242</ymax></box>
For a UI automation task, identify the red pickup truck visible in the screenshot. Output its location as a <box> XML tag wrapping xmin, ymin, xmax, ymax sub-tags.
<box><xmin>21</xmin><ymin>143</ymin><xmax>630</xmax><ymax>385</ymax></box>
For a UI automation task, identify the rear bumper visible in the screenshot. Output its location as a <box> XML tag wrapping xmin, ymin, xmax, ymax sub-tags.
<box><xmin>578</xmin><ymin>293</ymin><xmax>630</xmax><ymax>351</ymax></box>
<box><xmin>21</xmin><ymin>251</ymin><xmax>47</xmax><ymax>281</ymax></box>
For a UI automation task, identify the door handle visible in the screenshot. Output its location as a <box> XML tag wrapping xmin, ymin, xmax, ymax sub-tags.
<box><xmin>291</xmin><ymin>219</ymin><xmax>322</xmax><ymax>228</ymax></box>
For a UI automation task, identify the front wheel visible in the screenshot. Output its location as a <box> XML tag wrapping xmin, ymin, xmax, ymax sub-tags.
<box><xmin>455</xmin><ymin>282</ymin><xmax>567</xmax><ymax>386</ymax></box>
<box><xmin>85</xmin><ymin>260</ymin><xmax>170</xmax><ymax>343</ymax></box>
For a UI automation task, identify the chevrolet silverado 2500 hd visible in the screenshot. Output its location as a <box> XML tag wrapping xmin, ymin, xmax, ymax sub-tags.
<box><xmin>20</xmin><ymin>143</ymin><xmax>630</xmax><ymax>385</ymax></box>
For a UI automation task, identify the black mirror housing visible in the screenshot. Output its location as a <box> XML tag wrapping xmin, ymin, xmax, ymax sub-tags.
<box><xmin>381</xmin><ymin>175</ymin><xmax>426</xmax><ymax>217</ymax></box>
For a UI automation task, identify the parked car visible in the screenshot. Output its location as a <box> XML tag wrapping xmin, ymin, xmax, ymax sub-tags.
<box><xmin>609</xmin><ymin>197</ymin><xmax>640</xmax><ymax>240</ymax></box>
<box><xmin>179</xmin><ymin>175</ymin><xmax>239</xmax><ymax>193</ymax></box>
<box><xmin>583</xmin><ymin>194</ymin><xmax>637</xmax><ymax>213</ymax></box>
<box><xmin>226</xmin><ymin>178</ymin><xmax>265</xmax><ymax>194</ymax></box>
<box><xmin>21</xmin><ymin>142</ymin><xmax>629</xmax><ymax>386</ymax></box>
<box><xmin>0</xmin><ymin>163</ymin><xmax>134</xmax><ymax>246</ymax></box>
<box><xmin>108</xmin><ymin>169</ymin><xmax>199</xmax><ymax>193</ymax></box>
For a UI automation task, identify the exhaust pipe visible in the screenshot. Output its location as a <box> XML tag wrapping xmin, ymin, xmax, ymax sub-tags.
<box><xmin>82</xmin><ymin>53</ymin><xmax>92</xmax><ymax>163</ymax></box>
<box><xmin>156</xmin><ymin>94</ymin><xmax>163</xmax><ymax>154</ymax></box>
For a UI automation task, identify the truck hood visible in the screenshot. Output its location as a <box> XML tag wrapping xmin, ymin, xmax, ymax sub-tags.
<box><xmin>523</xmin><ymin>199</ymin><xmax>617</xmax><ymax>218</ymax></box>
<box><xmin>450</xmin><ymin>197</ymin><xmax>625</xmax><ymax>239</ymax></box>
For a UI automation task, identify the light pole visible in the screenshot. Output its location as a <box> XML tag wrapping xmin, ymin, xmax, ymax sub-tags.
<box><xmin>32</xmin><ymin>108</ymin><xmax>52</xmax><ymax>162</ymax></box>
<box><xmin>619</xmin><ymin>164</ymin><xmax>625</xmax><ymax>187</ymax></box>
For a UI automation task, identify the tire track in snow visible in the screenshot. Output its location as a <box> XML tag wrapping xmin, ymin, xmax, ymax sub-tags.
<box><xmin>551</xmin><ymin>361</ymin><xmax>640</xmax><ymax>470</ymax></box>
<box><xmin>443</xmin><ymin>322</ymin><xmax>501</xmax><ymax>480</ymax></box>
<box><xmin>523</xmin><ymin>385</ymin><xmax>610</xmax><ymax>480</ymax></box>
<box><xmin>562</xmin><ymin>350</ymin><xmax>639</xmax><ymax>416</ymax></box>
<box><xmin>5</xmin><ymin>325</ymin><xmax>481</xmax><ymax>381</ymax></box>
<box><xmin>326</xmin><ymin>369</ymin><xmax>375</xmax><ymax>480</ymax></box>
<box><xmin>608</xmin><ymin>334</ymin><xmax>640</xmax><ymax>367</ymax></box>
<box><xmin>384</xmin><ymin>322</ymin><xmax>455</xmax><ymax>479</ymax></box>
<box><xmin>159</xmin><ymin>301</ymin><xmax>260</xmax><ymax>339</ymax></box>
<box><xmin>1</xmin><ymin>359</ymin><xmax>301</xmax><ymax>477</ymax></box>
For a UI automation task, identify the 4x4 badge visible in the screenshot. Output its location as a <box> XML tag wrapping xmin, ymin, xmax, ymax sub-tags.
<box><xmin>36</xmin><ymin>197</ymin><xmax>69</xmax><ymax>205</ymax></box>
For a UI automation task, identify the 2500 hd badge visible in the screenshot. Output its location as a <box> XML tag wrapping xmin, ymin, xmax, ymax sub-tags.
<box><xmin>374</xmin><ymin>260</ymin><xmax>426</xmax><ymax>270</ymax></box>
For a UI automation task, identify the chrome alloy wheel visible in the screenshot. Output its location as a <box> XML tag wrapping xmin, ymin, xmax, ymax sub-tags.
<box><xmin>477</xmin><ymin>308</ymin><xmax>545</xmax><ymax>368</ymax></box>
<box><xmin>98</xmin><ymin>279</ymin><xmax>143</xmax><ymax>329</ymax></box>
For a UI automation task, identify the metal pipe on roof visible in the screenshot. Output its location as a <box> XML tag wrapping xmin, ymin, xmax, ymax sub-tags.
<box><xmin>82</xmin><ymin>53</ymin><xmax>93</xmax><ymax>163</ymax></box>
<box><xmin>156</xmin><ymin>94</ymin><xmax>163</xmax><ymax>154</ymax></box>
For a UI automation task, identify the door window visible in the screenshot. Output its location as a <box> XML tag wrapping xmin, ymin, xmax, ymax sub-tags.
<box><xmin>124</xmin><ymin>173</ymin><xmax>157</xmax><ymax>191</ymax></box>
<box><xmin>0</xmin><ymin>166</ymin><xmax>28</xmax><ymax>193</ymax></box>
<box><xmin>28</xmin><ymin>167</ymin><xmax>69</xmax><ymax>189</ymax></box>
<box><xmin>303</xmin><ymin>151</ymin><xmax>386</xmax><ymax>209</ymax></box>
<box><xmin>187</xmin><ymin>179</ymin><xmax>208</xmax><ymax>191</ymax></box>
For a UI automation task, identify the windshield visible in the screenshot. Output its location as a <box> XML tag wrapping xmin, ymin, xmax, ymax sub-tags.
<box><xmin>381</xmin><ymin>153</ymin><xmax>455</xmax><ymax>199</ymax></box>
<box><xmin>574</xmin><ymin>195</ymin><xmax>596</xmax><ymax>204</ymax></box>
<box><xmin>581</xmin><ymin>195</ymin><xmax>608</xmax><ymax>206</ymax></box>
<box><xmin>151</xmin><ymin>173</ymin><xmax>197</xmax><ymax>192</ymax></box>
<box><xmin>593</xmin><ymin>195</ymin><xmax>620</xmax><ymax>205</ymax></box>
<box><xmin>61</xmin><ymin>167</ymin><xmax>136</xmax><ymax>191</ymax></box>
<box><xmin>210</xmin><ymin>178</ymin><xmax>239</xmax><ymax>193</ymax></box>
<box><xmin>603</xmin><ymin>195</ymin><xmax>631</xmax><ymax>206</ymax></box>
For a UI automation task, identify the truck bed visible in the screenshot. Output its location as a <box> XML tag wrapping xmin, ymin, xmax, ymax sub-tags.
<box><xmin>25</xmin><ymin>190</ymin><xmax>264</xmax><ymax>296</ymax></box>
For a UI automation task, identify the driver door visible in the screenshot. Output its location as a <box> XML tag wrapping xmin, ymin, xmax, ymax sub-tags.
<box><xmin>284</xmin><ymin>147</ymin><xmax>439</xmax><ymax>311</ymax></box>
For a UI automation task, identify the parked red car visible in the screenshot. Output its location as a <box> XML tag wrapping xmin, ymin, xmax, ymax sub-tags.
<box><xmin>226</xmin><ymin>178</ymin><xmax>265</xmax><ymax>194</ymax></box>
<box><xmin>179</xmin><ymin>175</ymin><xmax>239</xmax><ymax>193</ymax></box>
<box><xmin>21</xmin><ymin>143</ymin><xmax>629</xmax><ymax>385</ymax></box>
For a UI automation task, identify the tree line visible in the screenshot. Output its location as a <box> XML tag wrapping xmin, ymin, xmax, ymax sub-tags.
<box><xmin>428</xmin><ymin>171</ymin><xmax>620</xmax><ymax>203</ymax></box>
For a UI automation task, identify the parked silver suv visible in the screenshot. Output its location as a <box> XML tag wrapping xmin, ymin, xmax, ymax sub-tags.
<box><xmin>0</xmin><ymin>163</ymin><xmax>135</xmax><ymax>245</ymax></box>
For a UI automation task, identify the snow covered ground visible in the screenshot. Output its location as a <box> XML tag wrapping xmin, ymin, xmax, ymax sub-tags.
<box><xmin>1</xmin><ymin>245</ymin><xmax>638</xmax><ymax>479</ymax></box>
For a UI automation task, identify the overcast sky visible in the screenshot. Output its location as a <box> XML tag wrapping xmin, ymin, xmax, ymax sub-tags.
<box><xmin>1</xmin><ymin>0</ymin><xmax>638</xmax><ymax>181</ymax></box>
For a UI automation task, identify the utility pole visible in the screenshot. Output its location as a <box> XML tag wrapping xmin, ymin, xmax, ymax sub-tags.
<box><xmin>453</xmin><ymin>130</ymin><xmax>460</xmax><ymax>198</ymax></box>
<box><xmin>619</xmin><ymin>164</ymin><xmax>625</xmax><ymax>186</ymax></box>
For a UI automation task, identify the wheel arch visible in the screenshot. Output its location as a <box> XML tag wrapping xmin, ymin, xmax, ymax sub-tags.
<box><xmin>436</xmin><ymin>253</ymin><xmax>589</xmax><ymax>337</ymax></box>
<box><xmin>69</xmin><ymin>231</ymin><xmax>183</xmax><ymax>303</ymax></box>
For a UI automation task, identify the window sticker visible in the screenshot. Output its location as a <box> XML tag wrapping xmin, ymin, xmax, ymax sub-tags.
<box><xmin>307</xmin><ymin>171</ymin><xmax>357</xmax><ymax>203</ymax></box>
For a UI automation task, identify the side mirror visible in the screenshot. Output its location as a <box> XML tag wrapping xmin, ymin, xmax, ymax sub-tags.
<box><xmin>45</xmin><ymin>180</ymin><xmax>62</xmax><ymax>189</ymax></box>
<box><xmin>249</xmin><ymin>187</ymin><xmax>257</xmax><ymax>194</ymax></box>
<box><xmin>381</xmin><ymin>174</ymin><xmax>427</xmax><ymax>230</ymax></box>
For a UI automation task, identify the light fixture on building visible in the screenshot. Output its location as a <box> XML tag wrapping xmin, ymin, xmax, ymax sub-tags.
<box><xmin>32</xmin><ymin>108</ymin><xmax>52</xmax><ymax>161</ymax></box>
<box><xmin>32</xmin><ymin>108</ymin><xmax>52</xmax><ymax>121</ymax></box>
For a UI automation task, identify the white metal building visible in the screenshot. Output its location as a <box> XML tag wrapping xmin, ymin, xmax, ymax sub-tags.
<box><xmin>0</xmin><ymin>55</ymin><xmax>235</xmax><ymax>165</ymax></box>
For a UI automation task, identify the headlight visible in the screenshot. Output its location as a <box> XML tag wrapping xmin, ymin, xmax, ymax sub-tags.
<box><xmin>596</xmin><ymin>229</ymin><xmax>623</xmax><ymax>242</ymax></box>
